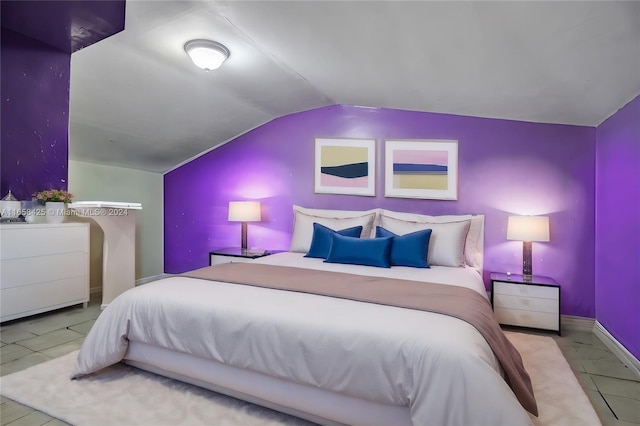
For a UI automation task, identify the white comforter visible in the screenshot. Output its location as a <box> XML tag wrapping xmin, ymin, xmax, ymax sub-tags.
<box><xmin>72</xmin><ymin>253</ymin><xmax>532</xmax><ymax>426</ymax></box>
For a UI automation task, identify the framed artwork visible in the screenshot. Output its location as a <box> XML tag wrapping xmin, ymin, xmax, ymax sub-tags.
<box><xmin>314</xmin><ymin>138</ymin><xmax>376</xmax><ymax>196</ymax></box>
<box><xmin>384</xmin><ymin>139</ymin><xmax>458</xmax><ymax>200</ymax></box>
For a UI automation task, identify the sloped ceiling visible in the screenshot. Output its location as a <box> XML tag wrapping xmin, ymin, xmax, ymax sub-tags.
<box><xmin>69</xmin><ymin>1</ymin><xmax>640</xmax><ymax>173</ymax></box>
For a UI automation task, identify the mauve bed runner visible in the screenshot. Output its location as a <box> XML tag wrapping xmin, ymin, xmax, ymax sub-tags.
<box><xmin>184</xmin><ymin>263</ymin><xmax>538</xmax><ymax>416</ymax></box>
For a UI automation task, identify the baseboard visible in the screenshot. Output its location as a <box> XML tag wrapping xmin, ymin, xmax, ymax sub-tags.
<box><xmin>89</xmin><ymin>286</ymin><xmax>101</xmax><ymax>295</ymax></box>
<box><xmin>593</xmin><ymin>320</ymin><xmax>640</xmax><ymax>378</ymax></box>
<box><xmin>561</xmin><ymin>315</ymin><xmax>595</xmax><ymax>332</ymax></box>
<box><xmin>136</xmin><ymin>274</ymin><xmax>171</xmax><ymax>286</ymax></box>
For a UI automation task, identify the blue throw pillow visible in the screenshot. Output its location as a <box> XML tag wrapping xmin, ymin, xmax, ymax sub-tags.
<box><xmin>325</xmin><ymin>233</ymin><xmax>392</xmax><ymax>268</ymax></box>
<box><xmin>305</xmin><ymin>223</ymin><xmax>363</xmax><ymax>259</ymax></box>
<box><xmin>375</xmin><ymin>226</ymin><xmax>432</xmax><ymax>268</ymax></box>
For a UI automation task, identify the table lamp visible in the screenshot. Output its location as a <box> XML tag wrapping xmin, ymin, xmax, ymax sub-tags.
<box><xmin>507</xmin><ymin>216</ymin><xmax>550</xmax><ymax>280</ymax></box>
<box><xmin>228</xmin><ymin>201</ymin><xmax>261</xmax><ymax>252</ymax></box>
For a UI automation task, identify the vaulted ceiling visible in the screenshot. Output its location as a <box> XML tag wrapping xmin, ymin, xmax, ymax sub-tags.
<box><xmin>68</xmin><ymin>1</ymin><xmax>640</xmax><ymax>173</ymax></box>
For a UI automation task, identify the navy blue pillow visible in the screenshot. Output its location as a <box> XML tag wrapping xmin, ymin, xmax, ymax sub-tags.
<box><xmin>324</xmin><ymin>233</ymin><xmax>392</xmax><ymax>268</ymax></box>
<box><xmin>304</xmin><ymin>223</ymin><xmax>363</xmax><ymax>259</ymax></box>
<box><xmin>375</xmin><ymin>226</ymin><xmax>432</xmax><ymax>268</ymax></box>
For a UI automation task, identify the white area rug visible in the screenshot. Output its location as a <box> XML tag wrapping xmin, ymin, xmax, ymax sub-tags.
<box><xmin>1</xmin><ymin>332</ymin><xmax>601</xmax><ymax>426</ymax></box>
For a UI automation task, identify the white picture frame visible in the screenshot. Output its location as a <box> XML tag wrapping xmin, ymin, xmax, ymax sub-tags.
<box><xmin>384</xmin><ymin>139</ymin><xmax>458</xmax><ymax>200</ymax></box>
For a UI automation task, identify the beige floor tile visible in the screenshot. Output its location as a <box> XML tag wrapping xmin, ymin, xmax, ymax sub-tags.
<box><xmin>8</xmin><ymin>304</ymin><xmax>100</xmax><ymax>338</ymax></box>
<box><xmin>0</xmin><ymin>328</ymin><xmax>37</xmax><ymax>345</ymax></box>
<box><xmin>4</xmin><ymin>410</ymin><xmax>53</xmax><ymax>426</ymax></box>
<box><xmin>603</xmin><ymin>394</ymin><xmax>640</xmax><ymax>423</ymax></box>
<box><xmin>593</xmin><ymin>375</ymin><xmax>640</xmax><ymax>400</ymax></box>
<box><xmin>602</xmin><ymin>417</ymin><xmax>640</xmax><ymax>426</ymax></box>
<box><xmin>0</xmin><ymin>400</ymin><xmax>33</xmax><ymax>425</ymax></box>
<box><xmin>0</xmin><ymin>353</ymin><xmax>51</xmax><ymax>377</ymax></box>
<box><xmin>583</xmin><ymin>359</ymin><xmax>640</xmax><ymax>382</ymax></box>
<box><xmin>587</xmin><ymin>389</ymin><xmax>617</xmax><ymax>423</ymax></box>
<box><xmin>41</xmin><ymin>420</ymin><xmax>69</xmax><ymax>426</ymax></box>
<box><xmin>39</xmin><ymin>338</ymin><xmax>84</xmax><ymax>359</ymax></box>
<box><xmin>15</xmin><ymin>316</ymin><xmax>80</xmax><ymax>337</ymax></box>
<box><xmin>573</xmin><ymin>345</ymin><xmax>623</xmax><ymax>362</ymax></box>
<box><xmin>15</xmin><ymin>330</ymin><xmax>83</xmax><ymax>353</ymax></box>
<box><xmin>578</xmin><ymin>373</ymin><xmax>599</xmax><ymax>391</ymax></box>
<box><xmin>0</xmin><ymin>346</ymin><xmax>34</xmax><ymax>365</ymax></box>
<box><xmin>68</xmin><ymin>320</ymin><xmax>95</xmax><ymax>335</ymax></box>
<box><xmin>559</xmin><ymin>331</ymin><xmax>609</xmax><ymax>350</ymax></box>
<box><xmin>56</xmin><ymin>305</ymin><xmax>101</xmax><ymax>323</ymax></box>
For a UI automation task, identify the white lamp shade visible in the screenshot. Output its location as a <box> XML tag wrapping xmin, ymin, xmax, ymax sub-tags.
<box><xmin>184</xmin><ymin>40</ymin><xmax>229</xmax><ymax>71</ymax></box>
<box><xmin>507</xmin><ymin>216</ymin><xmax>550</xmax><ymax>242</ymax></box>
<box><xmin>228</xmin><ymin>201</ymin><xmax>261</xmax><ymax>222</ymax></box>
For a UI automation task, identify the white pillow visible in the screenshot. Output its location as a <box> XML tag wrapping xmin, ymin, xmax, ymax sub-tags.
<box><xmin>379</xmin><ymin>215</ymin><xmax>471</xmax><ymax>267</ymax></box>
<box><xmin>380</xmin><ymin>209</ymin><xmax>483</xmax><ymax>268</ymax></box>
<box><xmin>290</xmin><ymin>208</ymin><xmax>377</xmax><ymax>253</ymax></box>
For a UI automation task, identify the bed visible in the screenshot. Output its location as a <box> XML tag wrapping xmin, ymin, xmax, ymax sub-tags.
<box><xmin>71</xmin><ymin>207</ymin><xmax>537</xmax><ymax>426</ymax></box>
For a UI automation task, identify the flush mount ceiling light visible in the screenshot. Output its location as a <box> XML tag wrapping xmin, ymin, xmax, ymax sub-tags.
<box><xmin>184</xmin><ymin>39</ymin><xmax>230</xmax><ymax>71</ymax></box>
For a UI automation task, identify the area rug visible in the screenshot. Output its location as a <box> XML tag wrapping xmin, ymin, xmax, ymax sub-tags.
<box><xmin>0</xmin><ymin>332</ymin><xmax>601</xmax><ymax>426</ymax></box>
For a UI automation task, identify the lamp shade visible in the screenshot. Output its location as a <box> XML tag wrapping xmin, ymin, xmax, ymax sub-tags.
<box><xmin>228</xmin><ymin>201</ymin><xmax>261</xmax><ymax>222</ymax></box>
<box><xmin>184</xmin><ymin>39</ymin><xmax>229</xmax><ymax>71</ymax></box>
<box><xmin>507</xmin><ymin>216</ymin><xmax>550</xmax><ymax>242</ymax></box>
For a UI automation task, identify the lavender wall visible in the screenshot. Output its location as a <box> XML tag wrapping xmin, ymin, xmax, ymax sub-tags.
<box><xmin>165</xmin><ymin>105</ymin><xmax>596</xmax><ymax>318</ymax></box>
<box><xmin>1</xmin><ymin>0</ymin><xmax>126</xmax><ymax>54</ymax></box>
<box><xmin>1</xmin><ymin>1</ymin><xmax>125</xmax><ymax>201</ymax></box>
<box><xmin>595</xmin><ymin>95</ymin><xmax>640</xmax><ymax>359</ymax></box>
<box><xmin>1</xmin><ymin>28</ymin><xmax>70</xmax><ymax>200</ymax></box>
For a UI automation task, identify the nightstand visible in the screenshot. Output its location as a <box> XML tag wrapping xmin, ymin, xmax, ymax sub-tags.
<box><xmin>209</xmin><ymin>247</ymin><xmax>282</xmax><ymax>266</ymax></box>
<box><xmin>490</xmin><ymin>272</ymin><xmax>561</xmax><ymax>335</ymax></box>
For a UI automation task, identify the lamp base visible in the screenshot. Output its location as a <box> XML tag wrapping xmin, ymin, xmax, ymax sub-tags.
<box><xmin>522</xmin><ymin>241</ymin><xmax>533</xmax><ymax>278</ymax></box>
<box><xmin>241</xmin><ymin>222</ymin><xmax>248</xmax><ymax>251</ymax></box>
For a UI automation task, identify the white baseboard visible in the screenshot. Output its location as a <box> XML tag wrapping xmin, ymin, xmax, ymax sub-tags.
<box><xmin>593</xmin><ymin>320</ymin><xmax>640</xmax><ymax>378</ymax></box>
<box><xmin>561</xmin><ymin>315</ymin><xmax>595</xmax><ymax>332</ymax></box>
<box><xmin>136</xmin><ymin>274</ymin><xmax>171</xmax><ymax>286</ymax></box>
<box><xmin>90</xmin><ymin>286</ymin><xmax>101</xmax><ymax>295</ymax></box>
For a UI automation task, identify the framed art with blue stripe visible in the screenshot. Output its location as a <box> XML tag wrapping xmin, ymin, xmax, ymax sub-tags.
<box><xmin>314</xmin><ymin>138</ymin><xmax>376</xmax><ymax>196</ymax></box>
<box><xmin>384</xmin><ymin>139</ymin><xmax>458</xmax><ymax>200</ymax></box>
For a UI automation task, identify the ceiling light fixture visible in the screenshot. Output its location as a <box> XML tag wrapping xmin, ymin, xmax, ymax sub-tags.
<box><xmin>184</xmin><ymin>39</ymin><xmax>229</xmax><ymax>71</ymax></box>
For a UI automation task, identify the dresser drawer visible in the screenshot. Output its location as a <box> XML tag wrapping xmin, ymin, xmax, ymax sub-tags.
<box><xmin>0</xmin><ymin>224</ymin><xmax>89</xmax><ymax>260</ymax></box>
<box><xmin>493</xmin><ymin>281</ymin><xmax>559</xmax><ymax>300</ymax></box>
<box><xmin>0</xmin><ymin>252</ymin><xmax>88</xmax><ymax>289</ymax></box>
<box><xmin>494</xmin><ymin>308</ymin><xmax>559</xmax><ymax>331</ymax></box>
<box><xmin>0</xmin><ymin>276</ymin><xmax>88</xmax><ymax>321</ymax></box>
<box><xmin>493</xmin><ymin>293</ymin><xmax>559</xmax><ymax>314</ymax></box>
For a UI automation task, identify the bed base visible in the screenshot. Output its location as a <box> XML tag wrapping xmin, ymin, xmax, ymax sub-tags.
<box><xmin>125</xmin><ymin>341</ymin><xmax>411</xmax><ymax>426</ymax></box>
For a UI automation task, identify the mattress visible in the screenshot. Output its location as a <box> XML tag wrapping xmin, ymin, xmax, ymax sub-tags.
<box><xmin>72</xmin><ymin>252</ymin><xmax>533</xmax><ymax>426</ymax></box>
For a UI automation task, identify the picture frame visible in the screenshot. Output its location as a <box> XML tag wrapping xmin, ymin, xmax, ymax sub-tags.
<box><xmin>314</xmin><ymin>138</ymin><xmax>376</xmax><ymax>196</ymax></box>
<box><xmin>384</xmin><ymin>139</ymin><xmax>458</xmax><ymax>200</ymax></box>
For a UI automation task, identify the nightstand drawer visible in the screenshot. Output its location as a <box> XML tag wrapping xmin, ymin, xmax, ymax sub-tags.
<box><xmin>493</xmin><ymin>294</ymin><xmax>559</xmax><ymax>314</ymax></box>
<box><xmin>493</xmin><ymin>281</ymin><xmax>558</xmax><ymax>300</ymax></box>
<box><xmin>494</xmin><ymin>308</ymin><xmax>559</xmax><ymax>331</ymax></box>
<box><xmin>210</xmin><ymin>255</ymin><xmax>255</xmax><ymax>266</ymax></box>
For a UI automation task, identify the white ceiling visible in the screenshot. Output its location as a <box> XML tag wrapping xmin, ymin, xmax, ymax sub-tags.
<box><xmin>69</xmin><ymin>0</ymin><xmax>640</xmax><ymax>173</ymax></box>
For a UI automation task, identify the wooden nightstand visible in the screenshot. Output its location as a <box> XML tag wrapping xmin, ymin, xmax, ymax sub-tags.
<box><xmin>490</xmin><ymin>272</ymin><xmax>561</xmax><ymax>335</ymax></box>
<box><xmin>209</xmin><ymin>247</ymin><xmax>282</xmax><ymax>266</ymax></box>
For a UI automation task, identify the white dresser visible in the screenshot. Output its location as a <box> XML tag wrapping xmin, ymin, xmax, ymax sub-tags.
<box><xmin>0</xmin><ymin>222</ymin><xmax>90</xmax><ymax>322</ymax></box>
<box><xmin>490</xmin><ymin>272</ymin><xmax>561</xmax><ymax>335</ymax></box>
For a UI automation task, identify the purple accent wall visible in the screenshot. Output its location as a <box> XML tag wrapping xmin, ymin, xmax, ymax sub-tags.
<box><xmin>1</xmin><ymin>28</ymin><xmax>70</xmax><ymax>200</ymax></box>
<box><xmin>1</xmin><ymin>1</ymin><xmax>126</xmax><ymax>54</ymax></box>
<box><xmin>165</xmin><ymin>105</ymin><xmax>596</xmax><ymax>318</ymax></box>
<box><xmin>595</xmin><ymin>95</ymin><xmax>640</xmax><ymax>359</ymax></box>
<box><xmin>1</xmin><ymin>1</ymin><xmax>126</xmax><ymax>201</ymax></box>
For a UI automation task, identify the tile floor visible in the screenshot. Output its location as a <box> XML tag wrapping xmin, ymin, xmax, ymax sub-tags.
<box><xmin>1</xmin><ymin>297</ymin><xmax>638</xmax><ymax>426</ymax></box>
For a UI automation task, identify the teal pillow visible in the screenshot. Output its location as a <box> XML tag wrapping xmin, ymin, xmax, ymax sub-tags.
<box><xmin>375</xmin><ymin>226</ymin><xmax>431</xmax><ymax>268</ymax></box>
<box><xmin>325</xmin><ymin>233</ymin><xmax>392</xmax><ymax>268</ymax></box>
<box><xmin>305</xmin><ymin>223</ymin><xmax>363</xmax><ymax>259</ymax></box>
